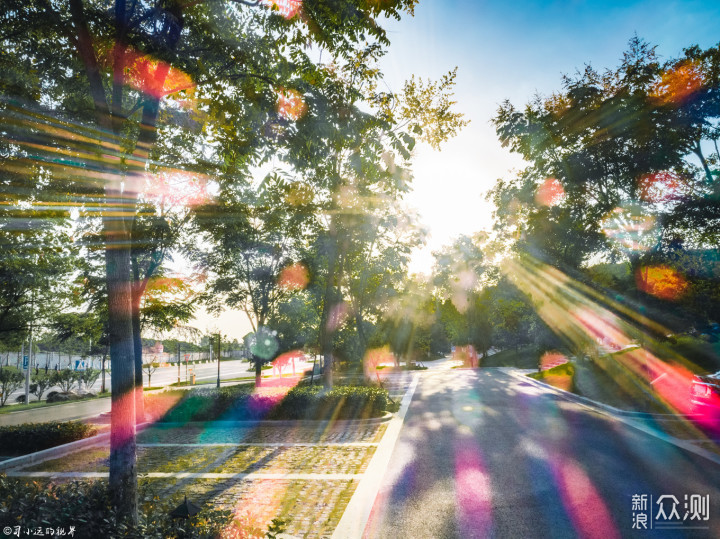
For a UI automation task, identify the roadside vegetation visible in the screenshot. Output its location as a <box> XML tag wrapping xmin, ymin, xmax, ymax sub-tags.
<box><xmin>0</xmin><ymin>421</ymin><xmax>97</xmax><ymax>457</ymax></box>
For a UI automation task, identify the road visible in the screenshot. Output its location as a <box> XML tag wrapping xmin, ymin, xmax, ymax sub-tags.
<box><xmin>1</xmin><ymin>358</ymin><xmax>313</xmax><ymax>426</ymax></box>
<box><xmin>365</xmin><ymin>368</ymin><xmax>720</xmax><ymax>538</ymax></box>
<box><xmin>5</xmin><ymin>358</ymin><xmax>313</xmax><ymax>402</ymax></box>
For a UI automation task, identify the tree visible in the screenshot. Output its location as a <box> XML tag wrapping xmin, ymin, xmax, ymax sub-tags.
<box><xmin>1</xmin><ymin>0</ymin><xmax>432</xmax><ymax>521</ymax></box>
<box><xmin>0</xmin><ymin>366</ymin><xmax>23</xmax><ymax>406</ymax></box>
<box><xmin>192</xmin><ymin>174</ymin><xmax>313</xmax><ymax>385</ymax></box>
<box><xmin>142</xmin><ymin>359</ymin><xmax>157</xmax><ymax>388</ymax></box>
<box><xmin>491</xmin><ymin>37</ymin><xmax>720</xmax><ymax>271</ymax></box>
<box><xmin>30</xmin><ymin>371</ymin><xmax>54</xmax><ymax>401</ymax></box>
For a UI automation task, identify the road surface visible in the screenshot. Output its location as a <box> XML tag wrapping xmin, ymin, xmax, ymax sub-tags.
<box><xmin>365</xmin><ymin>368</ymin><xmax>720</xmax><ymax>538</ymax></box>
<box><xmin>1</xmin><ymin>358</ymin><xmax>313</xmax><ymax>426</ymax></box>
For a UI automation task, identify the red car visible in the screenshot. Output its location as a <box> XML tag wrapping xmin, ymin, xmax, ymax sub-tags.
<box><xmin>690</xmin><ymin>372</ymin><xmax>720</xmax><ymax>415</ymax></box>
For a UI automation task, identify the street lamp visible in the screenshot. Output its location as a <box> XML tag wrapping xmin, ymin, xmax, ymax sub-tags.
<box><xmin>216</xmin><ymin>333</ymin><xmax>221</xmax><ymax>388</ymax></box>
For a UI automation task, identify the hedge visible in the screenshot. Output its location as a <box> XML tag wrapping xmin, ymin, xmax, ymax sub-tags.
<box><xmin>0</xmin><ymin>421</ymin><xmax>98</xmax><ymax>456</ymax></box>
<box><xmin>268</xmin><ymin>385</ymin><xmax>390</xmax><ymax>420</ymax></box>
<box><xmin>0</xmin><ymin>476</ymin><xmax>274</xmax><ymax>538</ymax></box>
<box><xmin>147</xmin><ymin>384</ymin><xmax>391</xmax><ymax>422</ymax></box>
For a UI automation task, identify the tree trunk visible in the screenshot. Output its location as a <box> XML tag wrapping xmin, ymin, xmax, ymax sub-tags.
<box><xmin>319</xmin><ymin>232</ymin><xmax>339</xmax><ymax>389</ymax></box>
<box><xmin>131</xmin><ymin>283</ymin><xmax>144</xmax><ymax>423</ymax></box>
<box><xmin>104</xmin><ymin>209</ymin><xmax>137</xmax><ymax>524</ymax></box>
<box><xmin>254</xmin><ymin>356</ymin><xmax>262</xmax><ymax>387</ymax></box>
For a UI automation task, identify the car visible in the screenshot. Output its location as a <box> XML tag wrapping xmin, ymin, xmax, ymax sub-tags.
<box><xmin>690</xmin><ymin>372</ymin><xmax>720</xmax><ymax>415</ymax></box>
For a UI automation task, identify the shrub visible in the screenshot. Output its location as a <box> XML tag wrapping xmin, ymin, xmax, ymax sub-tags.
<box><xmin>30</xmin><ymin>372</ymin><xmax>54</xmax><ymax>401</ymax></box>
<box><xmin>0</xmin><ymin>477</ymin><xmax>251</xmax><ymax>538</ymax></box>
<box><xmin>0</xmin><ymin>367</ymin><xmax>24</xmax><ymax>406</ymax></box>
<box><xmin>151</xmin><ymin>385</ymin><xmax>257</xmax><ymax>423</ymax></box>
<box><xmin>51</xmin><ymin>369</ymin><xmax>78</xmax><ymax>392</ymax></box>
<box><xmin>0</xmin><ymin>421</ymin><xmax>98</xmax><ymax>456</ymax></box>
<box><xmin>149</xmin><ymin>383</ymin><xmax>391</xmax><ymax>422</ymax></box>
<box><xmin>268</xmin><ymin>385</ymin><xmax>390</xmax><ymax>420</ymax></box>
<box><xmin>77</xmin><ymin>368</ymin><xmax>101</xmax><ymax>390</ymax></box>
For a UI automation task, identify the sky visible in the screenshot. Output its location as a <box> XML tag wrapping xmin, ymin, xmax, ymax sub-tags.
<box><xmin>188</xmin><ymin>0</ymin><xmax>720</xmax><ymax>339</ymax></box>
<box><xmin>378</xmin><ymin>0</ymin><xmax>720</xmax><ymax>272</ymax></box>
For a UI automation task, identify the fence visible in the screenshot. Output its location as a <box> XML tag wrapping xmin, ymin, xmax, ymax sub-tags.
<box><xmin>0</xmin><ymin>349</ymin><xmax>245</xmax><ymax>371</ymax></box>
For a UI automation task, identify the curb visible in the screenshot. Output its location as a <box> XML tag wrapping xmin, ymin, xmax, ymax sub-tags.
<box><xmin>506</xmin><ymin>370</ymin><xmax>720</xmax><ymax>468</ymax></box>
<box><xmin>0</xmin><ymin>413</ymin><xmax>394</xmax><ymax>473</ymax></box>
<box><xmin>0</xmin><ymin>422</ymin><xmax>152</xmax><ymax>472</ymax></box>
<box><xmin>510</xmin><ymin>370</ymin><xmax>695</xmax><ymax>418</ymax></box>
<box><xmin>332</xmin><ymin>374</ymin><xmax>420</xmax><ymax>538</ymax></box>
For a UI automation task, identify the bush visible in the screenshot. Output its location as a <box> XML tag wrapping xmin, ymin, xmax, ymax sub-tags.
<box><xmin>268</xmin><ymin>385</ymin><xmax>390</xmax><ymax>420</ymax></box>
<box><xmin>150</xmin><ymin>385</ymin><xmax>258</xmax><ymax>423</ymax></box>
<box><xmin>0</xmin><ymin>421</ymin><xmax>97</xmax><ymax>456</ymax></box>
<box><xmin>51</xmin><ymin>369</ymin><xmax>78</xmax><ymax>392</ymax></box>
<box><xmin>30</xmin><ymin>371</ymin><xmax>54</xmax><ymax>401</ymax></box>
<box><xmin>148</xmin><ymin>384</ymin><xmax>391</xmax><ymax>422</ymax></box>
<box><xmin>0</xmin><ymin>477</ymin><xmax>248</xmax><ymax>538</ymax></box>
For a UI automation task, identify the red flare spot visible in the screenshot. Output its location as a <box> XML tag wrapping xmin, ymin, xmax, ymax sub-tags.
<box><xmin>276</xmin><ymin>88</ymin><xmax>307</xmax><ymax>121</ymax></box>
<box><xmin>278</xmin><ymin>263</ymin><xmax>309</xmax><ymax>291</ymax></box>
<box><xmin>652</xmin><ymin>61</ymin><xmax>703</xmax><ymax>105</ymax></box>
<box><xmin>536</xmin><ymin>178</ymin><xmax>565</xmax><ymax>207</ymax></box>
<box><xmin>636</xmin><ymin>265</ymin><xmax>688</xmax><ymax>301</ymax></box>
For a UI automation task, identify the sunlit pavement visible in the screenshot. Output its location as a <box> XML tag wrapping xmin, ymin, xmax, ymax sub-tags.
<box><xmin>364</xmin><ymin>368</ymin><xmax>720</xmax><ymax>538</ymax></box>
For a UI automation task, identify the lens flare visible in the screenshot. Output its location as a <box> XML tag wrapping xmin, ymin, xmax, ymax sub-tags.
<box><xmin>536</xmin><ymin>178</ymin><xmax>565</xmax><ymax>207</ymax></box>
<box><xmin>600</xmin><ymin>203</ymin><xmax>657</xmax><ymax>252</ymax></box>
<box><xmin>652</xmin><ymin>60</ymin><xmax>703</xmax><ymax>105</ymax></box>
<box><xmin>539</xmin><ymin>351</ymin><xmax>568</xmax><ymax>371</ymax></box>
<box><xmin>278</xmin><ymin>263</ymin><xmax>309</xmax><ymax>291</ymax></box>
<box><xmin>636</xmin><ymin>265</ymin><xmax>689</xmax><ymax>301</ymax></box>
<box><xmin>327</xmin><ymin>302</ymin><xmax>350</xmax><ymax>332</ymax></box>
<box><xmin>276</xmin><ymin>88</ymin><xmax>307</xmax><ymax>121</ymax></box>
<box><xmin>100</xmin><ymin>44</ymin><xmax>194</xmax><ymax>99</ymax></box>
<box><xmin>263</xmin><ymin>0</ymin><xmax>302</xmax><ymax>19</ymax></box>
<box><xmin>144</xmin><ymin>171</ymin><xmax>210</xmax><ymax>207</ymax></box>
<box><xmin>637</xmin><ymin>171</ymin><xmax>689</xmax><ymax>203</ymax></box>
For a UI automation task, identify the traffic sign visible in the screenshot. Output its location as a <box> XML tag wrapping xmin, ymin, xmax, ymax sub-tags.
<box><xmin>22</xmin><ymin>355</ymin><xmax>29</xmax><ymax>370</ymax></box>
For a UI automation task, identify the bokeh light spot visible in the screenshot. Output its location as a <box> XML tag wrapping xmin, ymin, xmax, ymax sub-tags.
<box><xmin>263</xmin><ymin>0</ymin><xmax>302</xmax><ymax>19</ymax></box>
<box><xmin>652</xmin><ymin>61</ymin><xmax>703</xmax><ymax>105</ymax></box>
<box><xmin>278</xmin><ymin>263</ymin><xmax>309</xmax><ymax>291</ymax></box>
<box><xmin>276</xmin><ymin>88</ymin><xmax>307</xmax><ymax>121</ymax></box>
<box><xmin>536</xmin><ymin>178</ymin><xmax>565</xmax><ymax>207</ymax></box>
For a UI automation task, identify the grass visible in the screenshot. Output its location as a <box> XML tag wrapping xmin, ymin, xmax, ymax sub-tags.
<box><xmin>528</xmin><ymin>362</ymin><xmax>576</xmax><ymax>392</ymax></box>
<box><xmin>143</xmin><ymin>386</ymin><xmax>164</xmax><ymax>391</ymax></box>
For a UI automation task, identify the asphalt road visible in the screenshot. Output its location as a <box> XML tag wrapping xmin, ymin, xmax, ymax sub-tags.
<box><xmin>365</xmin><ymin>368</ymin><xmax>720</xmax><ymax>538</ymax></box>
<box><xmin>1</xmin><ymin>358</ymin><xmax>313</xmax><ymax>426</ymax></box>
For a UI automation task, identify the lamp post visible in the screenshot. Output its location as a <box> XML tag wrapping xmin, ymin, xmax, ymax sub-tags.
<box><xmin>216</xmin><ymin>333</ymin><xmax>221</xmax><ymax>388</ymax></box>
<box><xmin>23</xmin><ymin>288</ymin><xmax>34</xmax><ymax>404</ymax></box>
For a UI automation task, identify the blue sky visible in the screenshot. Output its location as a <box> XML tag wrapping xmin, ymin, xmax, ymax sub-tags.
<box><xmin>377</xmin><ymin>0</ymin><xmax>720</xmax><ymax>272</ymax></box>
